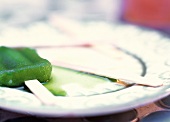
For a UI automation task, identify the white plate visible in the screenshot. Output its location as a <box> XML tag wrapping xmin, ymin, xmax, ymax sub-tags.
<box><xmin>0</xmin><ymin>22</ymin><xmax>170</xmax><ymax>117</ymax></box>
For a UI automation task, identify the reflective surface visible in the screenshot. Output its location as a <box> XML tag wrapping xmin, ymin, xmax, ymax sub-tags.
<box><xmin>140</xmin><ymin>111</ymin><xmax>170</xmax><ymax>122</ymax></box>
<box><xmin>1</xmin><ymin>109</ymin><xmax>139</xmax><ymax>122</ymax></box>
<box><xmin>158</xmin><ymin>95</ymin><xmax>170</xmax><ymax>109</ymax></box>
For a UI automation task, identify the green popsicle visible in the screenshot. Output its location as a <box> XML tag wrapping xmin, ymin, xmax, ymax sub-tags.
<box><xmin>0</xmin><ymin>46</ymin><xmax>52</xmax><ymax>87</ymax></box>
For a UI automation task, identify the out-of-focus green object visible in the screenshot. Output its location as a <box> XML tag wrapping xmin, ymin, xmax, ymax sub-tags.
<box><xmin>44</xmin><ymin>66</ymin><xmax>122</xmax><ymax>96</ymax></box>
<box><xmin>0</xmin><ymin>46</ymin><xmax>52</xmax><ymax>87</ymax></box>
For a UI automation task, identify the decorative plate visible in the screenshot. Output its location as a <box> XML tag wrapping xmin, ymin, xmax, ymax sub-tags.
<box><xmin>0</xmin><ymin>22</ymin><xmax>170</xmax><ymax>117</ymax></box>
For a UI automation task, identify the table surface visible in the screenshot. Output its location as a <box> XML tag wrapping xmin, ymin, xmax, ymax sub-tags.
<box><xmin>0</xmin><ymin>101</ymin><xmax>166</xmax><ymax>122</ymax></box>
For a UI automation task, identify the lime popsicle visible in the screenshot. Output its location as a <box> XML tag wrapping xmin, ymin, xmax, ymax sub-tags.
<box><xmin>0</xmin><ymin>46</ymin><xmax>52</xmax><ymax>87</ymax></box>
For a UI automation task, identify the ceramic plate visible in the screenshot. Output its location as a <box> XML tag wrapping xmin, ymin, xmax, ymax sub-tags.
<box><xmin>0</xmin><ymin>22</ymin><xmax>170</xmax><ymax>117</ymax></box>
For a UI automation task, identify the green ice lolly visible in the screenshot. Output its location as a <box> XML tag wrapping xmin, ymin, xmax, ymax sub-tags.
<box><xmin>0</xmin><ymin>46</ymin><xmax>52</xmax><ymax>87</ymax></box>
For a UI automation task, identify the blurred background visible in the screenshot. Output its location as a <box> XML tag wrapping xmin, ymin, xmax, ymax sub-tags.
<box><xmin>0</xmin><ymin>0</ymin><xmax>121</xmax><ymax>25</ymax></box>
<box><xmin>0</xmin><ymin>0</ymin><xmax>169</xmax><ymax>34</ymax></box>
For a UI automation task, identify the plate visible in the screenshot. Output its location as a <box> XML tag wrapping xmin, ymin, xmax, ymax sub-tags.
<box><xmin>0</xmin><ymin>22</ymin><xmax>170</xmax><ymax>117</ymax></box>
